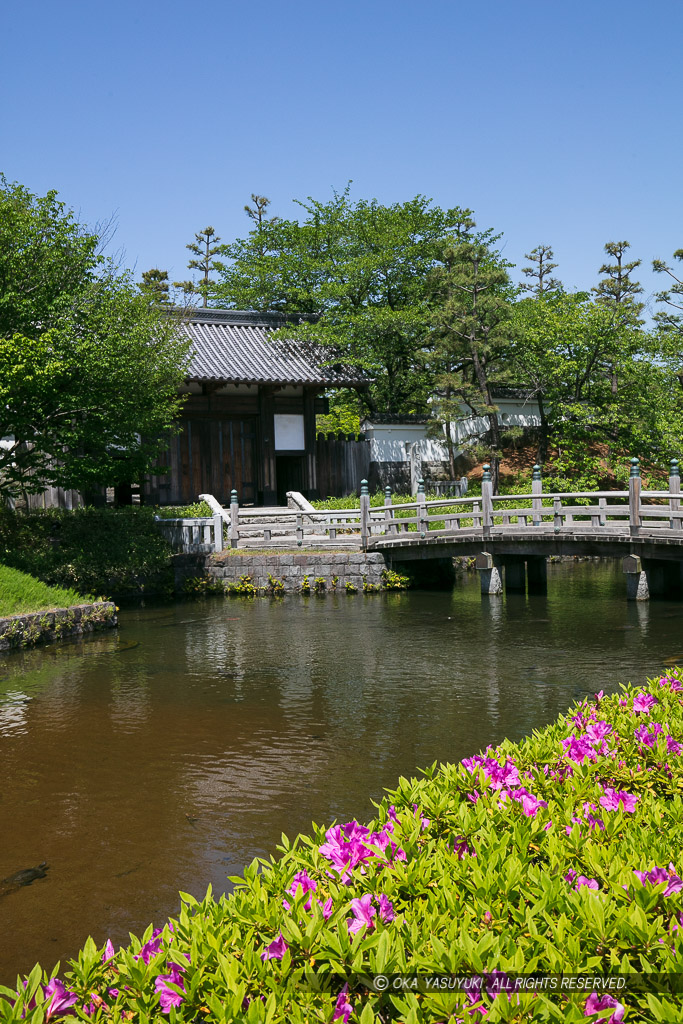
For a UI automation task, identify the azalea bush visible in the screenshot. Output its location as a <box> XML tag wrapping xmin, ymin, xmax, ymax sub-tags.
<box><xmin>4</xmin><ymin>673</ymin><xmax>683</xmax><ymax>1021</ymax></box>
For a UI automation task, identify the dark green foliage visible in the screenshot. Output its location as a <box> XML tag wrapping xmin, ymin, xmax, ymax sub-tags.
<box><xmin>138</xmin><ymin>267</ymin><xmax>171</xmax><ymax>304</ymax></box>
<box><xmin>215</xmin><ymin>188</ymin><xmax>475</xmax><ymax>416</ymax></box>
<box><xmin>0</xmin><ymin>507</ymin><xmax>172</xmax><ymax>596</ymax></box>
<box><xmin>0</xmin><ymin>175</ymin><xmax>191</xmax><ymax>501</ymax></box>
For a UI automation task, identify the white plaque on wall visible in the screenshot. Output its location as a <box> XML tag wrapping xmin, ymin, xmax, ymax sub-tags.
<box><xmin>274</xmin><ymin>414</ymin><xmax>305</xmax><ymax>451</ymax></box>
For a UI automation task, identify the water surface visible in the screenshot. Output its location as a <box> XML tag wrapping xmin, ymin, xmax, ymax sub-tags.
<box><xmin>1</xmin><ymin>560</ymin><xmax>682</xmax><ymax>982</ymax></box>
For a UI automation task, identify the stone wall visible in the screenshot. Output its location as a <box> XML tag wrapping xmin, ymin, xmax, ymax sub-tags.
<box><xmin>0</xmin><ymin>601</ymin><xmax>118</xmax><ymax>651</ymax></box>
<box><xmin>206</xmin><ymin>551</ymin><xmax>389</xmax><ymax>592</ymax></box>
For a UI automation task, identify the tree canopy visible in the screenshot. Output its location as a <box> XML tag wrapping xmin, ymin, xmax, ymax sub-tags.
<box><xmin>0</xmin><ymin>175</ymin><xmax>191</xmax><ymax>503</ymax></box>
<box><xmin>214</xmin><ymin>189</ymin><xmax>477</xmax><ymax>415</ymax></box>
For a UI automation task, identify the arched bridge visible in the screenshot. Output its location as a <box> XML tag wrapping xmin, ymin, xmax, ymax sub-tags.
<box><xmin>367</xmin><ymin>460</ymin><xmax>683</xmax><ymax>600</ymax></box>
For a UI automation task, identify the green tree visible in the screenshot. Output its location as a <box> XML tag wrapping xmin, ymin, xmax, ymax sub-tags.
<box><xmin>139</xmin><ymin>267</ymin><xmax>170</xmax><ymax>304</ymax></box>
<box><xmin>0</xmin><ymin>176</ymin><xmax>191</xmax><ymax>503</ymax></box>
<box><xmin>215</xmin><ymin>189</ymin><xmax>474</xmax><ymax>415</ymax></box>
<box><xmin>593</xmin><ymin>240</ymin><xmax>644</xmax><ymax>309</ymax></box>
<box><xmin>427</xmin><ymin>235</ymin><xmax>517</xmax><ymax>489</ymax></box>
<box><xmin>511</xmin><ymin>293</ymin><xmax>680</xmax><ymax>478</ymax></box>
<box><xmin>520</xmin><ymin>244</ymin><xmax>561</xmax><ymax>297</ymax></box>
<box><xmin>175</xmin><ymin>226</ymin><xmax>222</xmax><ymax>307</ymax></box>
<box><xmin>653</xmin><ymin>250</ymin><xmax>683</xmax><ymax>342</ymax></box>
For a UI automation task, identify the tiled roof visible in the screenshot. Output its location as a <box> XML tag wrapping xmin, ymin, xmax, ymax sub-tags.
<box><xmin>180</xmin><ymin>309</ymin><xmax>368</xmax><ymax>387</ymax></box>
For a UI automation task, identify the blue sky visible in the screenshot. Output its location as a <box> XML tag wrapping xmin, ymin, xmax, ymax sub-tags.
<box><xmin>3</xmin><ymin>0</ymin><xmax>681</xmax><ymax>310</ymax></box>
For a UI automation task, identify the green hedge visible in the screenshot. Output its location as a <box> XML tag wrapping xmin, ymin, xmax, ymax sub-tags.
<box><xmin>0</xmin><ymin>507</ymin><xmax>172</xmax><ymax>597</ymax></box>
<box><xmin>4</xmin><ymin>672</ymin><xmax>683</xmax><ymax>1022</ymax></box>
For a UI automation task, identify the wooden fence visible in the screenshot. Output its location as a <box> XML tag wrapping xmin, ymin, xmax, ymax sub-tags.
<box><xmin>314</xmin><ymin>435</ymin><xmax>370</xmax><ymax>498</ymax></box>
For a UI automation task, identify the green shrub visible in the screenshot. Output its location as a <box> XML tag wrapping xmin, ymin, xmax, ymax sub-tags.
<box><xmin>5</xmin><ymin>671</ymin><xmax>683</xmax><ymax>1021</ymax></box>
<box><xmin>155</xmin><ymin>501</ymin><xmax>214</xmax><ymax>519</ymax></box>
<box><xmin>225</xmin><ymin>574</ymin><xmax>258</xmax><ymax>596</ymax></box>
<box><xmin>0</xmin><ymin>506</ymin><xmax>172</xmax><ymax>597</ymax></box>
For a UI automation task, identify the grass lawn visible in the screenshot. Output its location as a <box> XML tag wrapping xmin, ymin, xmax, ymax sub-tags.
<box><xmin>0</xmin><ymin>564</ymin><xmax>93</xmax><ymax>616</ymax></box>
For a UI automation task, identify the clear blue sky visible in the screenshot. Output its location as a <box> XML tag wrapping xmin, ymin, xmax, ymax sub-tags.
<box><xmin>3</xmin><ymin>0</ymin><xmax>681</xmax><ymax>309</ymax></box>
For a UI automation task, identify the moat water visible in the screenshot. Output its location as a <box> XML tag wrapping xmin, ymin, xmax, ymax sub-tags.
<box><xmin>1</xmin><ymin>560</ymin><xmax>682</xmax><ymax>982</ymax></box>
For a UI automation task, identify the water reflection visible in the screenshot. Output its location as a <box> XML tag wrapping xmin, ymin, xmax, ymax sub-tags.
<box><xmin>1</xmin><ymin>560</ymin><xmax>682</xmax><ymax>982</ymax></box>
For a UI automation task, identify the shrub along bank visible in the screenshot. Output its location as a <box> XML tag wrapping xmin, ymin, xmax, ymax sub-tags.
<box><xmin>4</xmin><ymin>673</ymin><xmax>683</xmax><ymax>1022</ymax></box>
<box><xmin>0</xmin><ymin>507</ymin><xmax>172</xmax><ymax>597</ymax></box>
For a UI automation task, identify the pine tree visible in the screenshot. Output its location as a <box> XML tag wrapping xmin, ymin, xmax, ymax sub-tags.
<box><xmin>593</xmin><ymin>240</ymin><xmax>643</xmax><ymax>309</ymax></box>
<box><xmin>520</xmin><ymin>244</ymin><xmax>561</xmax><ymax>297</ymax></box>
<box><xmin>139</xmin><ymin>268</ymin><xmax>170</xmax><ymax>304</ymax></box>
<box><xmin>176</xmin><ymin>227</ymin><xmax>222</xmax><ymax>307</ymax></box>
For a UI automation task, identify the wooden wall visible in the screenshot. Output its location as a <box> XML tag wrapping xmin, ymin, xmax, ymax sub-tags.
<box><xmin>314</xmin><ymin>435</ymin><xmax>371</xmax><ymax>498</ymax></box>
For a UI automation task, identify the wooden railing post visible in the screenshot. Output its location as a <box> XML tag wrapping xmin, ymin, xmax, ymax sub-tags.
<box><xmin>360</xmin><ymin>479</ymin><xmax>370</xmax><ymax>550</ymax></box>
<box><xmin>384</xmin><ymin>485</ymin><xmax>396</xmax><ymax>535</ymax></box>
<box><xmin>481</xmin><ymin>464</ymin><xmax>493</xmax><ymax>536</ymax></box>
<box><xmin>532</xmin><ymin>464</ymin><xmax>542</xmax><ymax>526</ymax></box>
<box><xmin>229</xmin><ymin>489</ymin><xmax>239</xmax><ymax>548</ymax></box>
<box><xmin>417</xmin><ymin>478</ymin><xmax>427</xmax><ymax>537</ymax></box>
<box><xmin>670</xmin><ymin>458</ymin><xmax>681</xmax><ymax>531</ymax></box>
<box><xmin>629</xmin><ymin>457</ymin><xmax>641</xmax><ymax>536</ymax></box>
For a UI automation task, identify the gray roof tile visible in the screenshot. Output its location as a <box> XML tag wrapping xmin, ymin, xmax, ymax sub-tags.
<box><xmin>180</xmin><ymin>309</ymin><xmax>367</xmax><ymax>387</ymax></box>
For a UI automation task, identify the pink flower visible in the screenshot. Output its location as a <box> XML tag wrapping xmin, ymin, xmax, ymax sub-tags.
<box><xmin>43</xmin><ymin>979</ymin><xmax>78</xmax><ymax>1021</ymax></box>
<box><xmin>260</xmin><ymin>933</ymin><xmax>288</xmax><ymax>960</ymax></box>
<box><xmin>584</xmin><ymin>992</ymin><xmax>624</xmax><ymax>1022</ymax></box>
<box><xmin>595</xmin><ymin>690</ymin><xmax>605</xmax><ymax>703</ymax></box>
<box><xmin>599</xmin><ymin>787</ymin><xmax>638</xmax><ymax>813</ymax></box>
<box><xmin>347</xmin><ymin>894</ymin><xmax>376</xmax><ymax>934</ymax></box>
<box><xmin>136</xmin><ymin>930</ymin><xmax>163</xmax><ymax>964</ymax></box>
<box><xmin>333</xmin><ymin>984</ymin><xmax>353</xmax><ymax>1022</ymax></box>
<box><xmin>378</xmin><ymin>894</ymin><xmax>395</xmax><ymax>924</ymax></box>
<box><xmin>667</xmin><ymin>736</ymin><xmax>683</xmax><ymax>756</ymax></box>
<box><xmin>282</xmin><ymin>870</ymin><xmax>317</xmax><ymax>910</ymax></box>
<box><xmin>633</xmin><ymin>693</ymin><xmax>658</xmax><ymax>713</ymax></box>
<box><xmin>454</xmin><ymin>835</ymin><xmax>476</xmax><ymax>859</ymax></box>
<box><xmin>659</xmin><ymin>677</ymin><xmax>682</xmax><ymax>692</ymax></box>
<box><xmin>562</xmin><ymin>735</ymin><xmax>597</xmax><ymax>764</ymax></box>
<box><xmin>102</xmin><ymin>939</ymin><xmax>115</xmax><ymax>963</ymax></box>
<box><xmin>155</xmin><ymin>964</ymin><xmax>186</xmax><ymax>1014</ymax></box>
<box><xmin>565</xmin><ymin>868</ymin><xmax>599</xmax><ymax>891</ymax></box>
<box><xmin>317</xmin><ymin>897</ymin><xmax>334</xmax><ymax>919</ymax></box>
<box><xmin>634</xmin><ymin>723</ymin><xmax>663</xmax><ymax>747</ymax></box>
<box><xmin>634</xmin><ymin>865</ymin><xmax>683</xmax><ymax>896</ymax></box>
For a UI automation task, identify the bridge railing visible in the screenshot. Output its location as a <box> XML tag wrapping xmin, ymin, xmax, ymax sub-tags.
<box><xmin>364</xmin><ymin>457</ymin><xmax>683</xmax><ymax>547</ymax></box>
<box><xmin>154</xmin><ymin>515</ymin><xmax>224</xmax><ymax>553</ymax></box>
<box><xmin>203</xmin><ymin>458</ymin><xmax>682</xmax><ymax>550</ymax></box>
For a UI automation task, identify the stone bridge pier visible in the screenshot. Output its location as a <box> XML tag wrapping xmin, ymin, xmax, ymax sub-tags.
<box><xmin>622</xmin><ymin>555</ymin><xmax>683</xmax><ymax>601</ymax></box>
<box><xmin>475</xmin><ymin>553</ymin><xmax>548</xmax><ymax>596</ymax></box>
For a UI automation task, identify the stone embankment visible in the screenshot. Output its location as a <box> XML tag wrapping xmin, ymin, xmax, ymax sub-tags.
<box><xmin>0</xmin><ymin>601</ymin><xmax>118</xmax><ymax>651</ymax></box>
<box><xmin>206</xmin><ymin>551</ymin><xmax>388</xmax><ymax>592</ymax></box>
